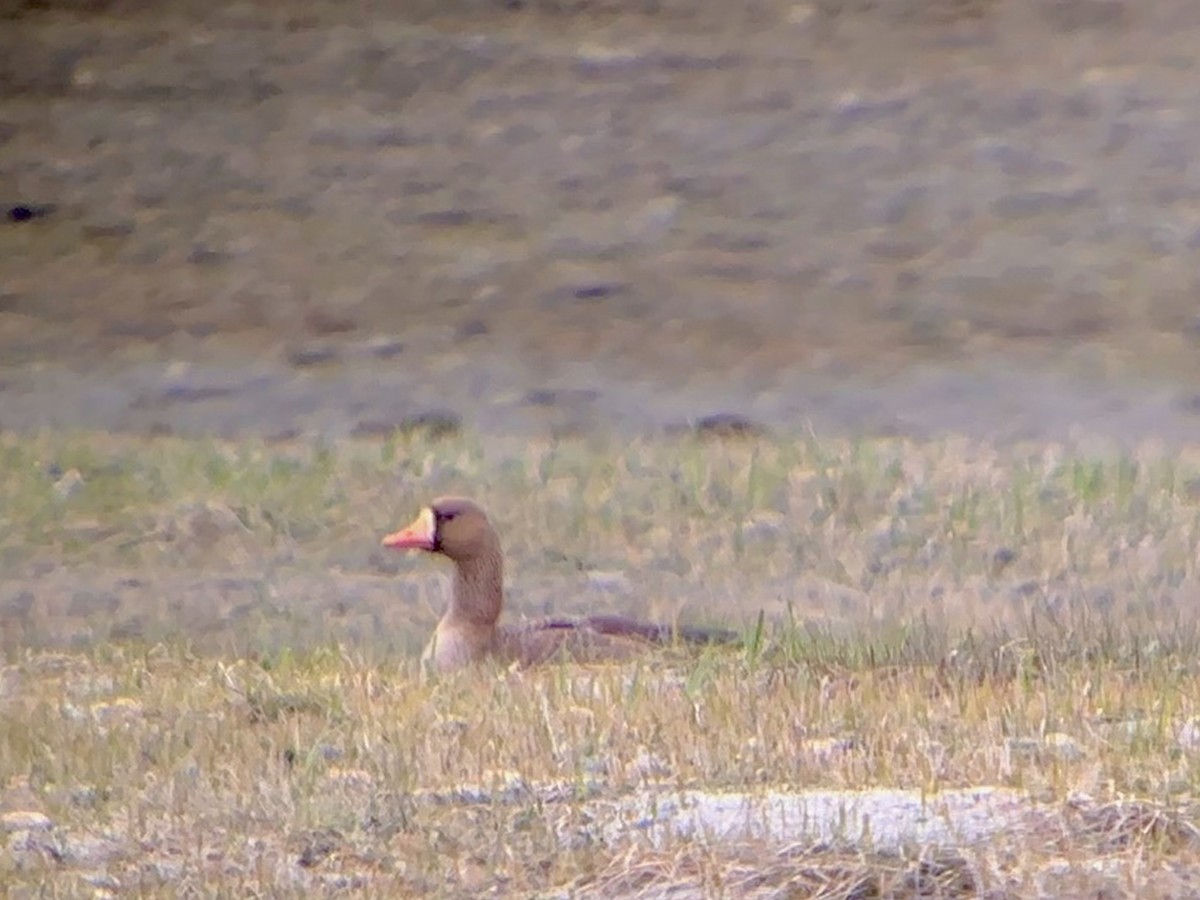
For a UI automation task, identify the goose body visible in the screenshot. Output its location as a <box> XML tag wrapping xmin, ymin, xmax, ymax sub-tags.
<box><xmin>382</xmin><ymin>497</ymin><xmax>733</xmax><ymax>672</ymax></box>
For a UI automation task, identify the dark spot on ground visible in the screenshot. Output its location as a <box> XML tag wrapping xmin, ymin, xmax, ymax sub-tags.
<box><xmin>6</xmin><ymin>203</ymin><xmax>53</xmax><ymax>222</ymax></box>
<box><xmin>688</xmin><ymin>413</ymin><xmax>769</xmax><ymax>439</ymax></box>
<box><xmin>287</xmin><ymin>345</ymin><xmax>340</xmax><ymax>368</ymax></box>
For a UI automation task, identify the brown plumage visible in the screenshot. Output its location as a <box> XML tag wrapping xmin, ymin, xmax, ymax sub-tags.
<box><xmin>381</xmin><ymin>497</ymin><xmax>735</xmax><ymax>672</ymax></box>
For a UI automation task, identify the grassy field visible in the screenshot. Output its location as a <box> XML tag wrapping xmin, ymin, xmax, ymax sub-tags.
<box><xmin>3</xmin><ymin>429</ymin><xmax>1200</xmax><ymax>896</ymax></box>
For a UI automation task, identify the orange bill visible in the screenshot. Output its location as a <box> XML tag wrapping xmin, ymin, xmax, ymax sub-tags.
<box><xmin>381</xmin><ymin>506</ymin><xmax>437</xmax><ymax>550</ymax></box>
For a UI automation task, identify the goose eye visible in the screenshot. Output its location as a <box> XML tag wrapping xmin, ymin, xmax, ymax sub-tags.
<box><xmin>437</xmin><ymin>510</ymin><xmax>457</xmax><ymax>523</ymax></box>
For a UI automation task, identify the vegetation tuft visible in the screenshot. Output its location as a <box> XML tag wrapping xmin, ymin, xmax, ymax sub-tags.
<box><xmin>3</xmin><ymin>429</ymin><xmax>1200</xmax><ymax>895</ymax></box>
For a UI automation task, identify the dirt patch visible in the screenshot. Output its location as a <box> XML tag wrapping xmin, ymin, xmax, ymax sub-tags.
<box><xmin>4</xmin><ymin>0</ymin><xmax>1200</xmax><ymax>443</ymax></box>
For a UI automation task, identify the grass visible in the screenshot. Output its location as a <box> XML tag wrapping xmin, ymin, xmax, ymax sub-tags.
<box><xmin>3</xmin><ymin>428</ymin><xmax>1200</xmax><ymax>896</ymax></box>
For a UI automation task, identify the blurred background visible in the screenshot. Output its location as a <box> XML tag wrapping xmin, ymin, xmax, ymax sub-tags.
<box><xmin>3</xmin><ymin>0</ymin><xmax>1200</xmax><ymax>446</ymax></box>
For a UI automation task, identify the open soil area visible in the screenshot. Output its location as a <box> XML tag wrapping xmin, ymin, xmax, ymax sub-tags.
<box><xmin>4</xmin><ymin>0</ymin><xmax>1200</xmax><ymax>443</ymax></box>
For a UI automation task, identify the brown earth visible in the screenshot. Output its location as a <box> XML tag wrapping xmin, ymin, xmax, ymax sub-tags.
<box><xmin>3</xmin><ymin>0</ymin><xmax>1200</xmax><ymax>445</ymax></box>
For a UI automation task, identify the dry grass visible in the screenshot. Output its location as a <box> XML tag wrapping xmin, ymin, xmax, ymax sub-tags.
<box><xmin>4</xmin><ymin>429</ymin><xmax>1200</xmax><ymax>896</ymax></box>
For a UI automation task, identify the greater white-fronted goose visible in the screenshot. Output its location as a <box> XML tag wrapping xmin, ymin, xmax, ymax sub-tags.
<box><xmin>382</xmin><ymin>497</ymin><xmax>734</xmax><ymax>672</ymax></box>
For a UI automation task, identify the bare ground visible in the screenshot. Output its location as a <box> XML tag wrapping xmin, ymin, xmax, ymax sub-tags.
<box><xmin>4</xmin><ymin>0</ymin><xmax>1200</xmax><ymax>443</ymax></box>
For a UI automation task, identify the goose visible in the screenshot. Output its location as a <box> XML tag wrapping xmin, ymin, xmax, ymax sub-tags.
<box><xmin>382</xmin><ymin>496</ymin><xmax>734</xmax><ymax>671</ymax></box>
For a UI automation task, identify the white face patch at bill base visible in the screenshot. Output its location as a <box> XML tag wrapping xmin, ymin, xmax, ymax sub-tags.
<box><xmin>382</xmin><ymin>505</ymin><xmax>437</xmax><ymax>550</ymax></box>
